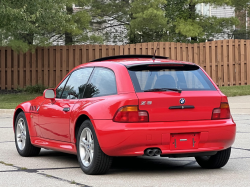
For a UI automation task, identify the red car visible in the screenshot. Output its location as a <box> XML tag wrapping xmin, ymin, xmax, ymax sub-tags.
<box><xmin>14</xmin><ymin>55</ymin><xmax>236</xmax><ymax>175</ymax></box>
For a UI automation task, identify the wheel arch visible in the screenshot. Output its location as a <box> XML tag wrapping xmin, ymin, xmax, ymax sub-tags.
<box><xmin>13</xmin><ymin>108</ymin><xmax>24</xmax><ymax>130</ymax></box>
<box><xmin>73</xmin><ymin>114</ymin><xmax>91</xmax><ymax>144</ymax></box>
<box><xmin>13</xmin><ymin>106</ymin><xmax>37</xmax><ymax>137</ymax></box>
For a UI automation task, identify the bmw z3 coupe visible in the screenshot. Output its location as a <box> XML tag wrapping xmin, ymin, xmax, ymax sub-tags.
<box><xmin>13</xmin><ymin>55</ymin><xmax>236</xmax><ymax>174</ymax></box>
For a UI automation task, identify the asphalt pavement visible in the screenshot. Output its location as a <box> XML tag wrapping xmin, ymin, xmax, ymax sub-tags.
<box><xmin>0</xmin><ymin>96</ymin><xmax>250</xmax><ymax>187</ymax></box>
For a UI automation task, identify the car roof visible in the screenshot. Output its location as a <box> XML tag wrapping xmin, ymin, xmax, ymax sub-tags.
<box><xmin>73</xmin><ymin>55</ymin><xmax>196</xmax><ymax>71</ymax></box>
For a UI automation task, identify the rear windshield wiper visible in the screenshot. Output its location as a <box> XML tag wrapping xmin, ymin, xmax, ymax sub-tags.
<box><xmin>144</xmin><ymin>88</ymin><xmax>182</xmax><ymax>93</ymax></box>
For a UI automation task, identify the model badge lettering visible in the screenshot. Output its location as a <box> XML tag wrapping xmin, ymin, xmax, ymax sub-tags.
<box><xmin>147</xmin><ymin>101</ymin><xmax>152</xmax><ymax>105</ymax></box>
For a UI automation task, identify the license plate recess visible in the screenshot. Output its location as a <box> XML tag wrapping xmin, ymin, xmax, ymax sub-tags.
<box><xmin>170</xmin><ymin>133</ymin><xmax>200</xmax><ymax>150</ymax></box>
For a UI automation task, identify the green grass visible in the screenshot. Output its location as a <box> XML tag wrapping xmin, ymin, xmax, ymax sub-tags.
<box><xmin>0</xmin><ymin>93</ymin><xmax>41</xmax><ymax>109</ymax></box>
<box><xmin>219</xmin><ymin>85</ymin><xmax>250</xmax><ymax>97</ymax></box>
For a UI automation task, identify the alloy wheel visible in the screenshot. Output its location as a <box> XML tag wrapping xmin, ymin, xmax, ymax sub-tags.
<box><xmin>79</xmin><ymin>128</ymin><xmax>94</xmax><ymax>167</ymax></box>
<box><xmin>16</xmin><ymin>118</ymin><xmax>26</xmax><ymax>150</ymax></box>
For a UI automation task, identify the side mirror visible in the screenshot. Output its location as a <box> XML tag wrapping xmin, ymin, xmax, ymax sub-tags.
<box><xmin>43</xmin><ymin>89</ymin><xmax>55</xmax><ymax>101</ymax></box>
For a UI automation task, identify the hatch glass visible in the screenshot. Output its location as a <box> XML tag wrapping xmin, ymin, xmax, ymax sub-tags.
<box><xmin>128</xmin><ymin>64</ymin><xmax>216</xmax><ymax>92</ymax></box>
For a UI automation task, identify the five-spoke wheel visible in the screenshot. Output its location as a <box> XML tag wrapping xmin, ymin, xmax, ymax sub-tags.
<box><xmin>77</xmin><ymin>120</ymin><xmax>112</xmax><ymax>175</ymax></box>
<box><xmin>79</xmin><ymin>128</ymin><xmax>94</xmax><ymax>167</ymax></box>
<box><xmin>16</xmin><ymin>118</ymin><xmax>27</xmax><ymax>150</ymax></box>
<box><xmin>14</xmin><ymin>112</ymin><xmax>40</xmax><ymax>157</ymax></box>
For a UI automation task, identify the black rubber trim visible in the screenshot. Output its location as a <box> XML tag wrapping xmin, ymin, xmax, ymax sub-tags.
<box><xmin>127</xmin><ymin>63</ymin><xmax>198</xmax><ymax>70</ymax></box>
<box><xmin>161</xmin><ymin>151</ymin><xmax>217</xmax><ymax>158</ymax></box>
<box><xmin>90</xmin><ymin>55</ymin><xmax>169</xmax><ymax>62</ymax></box>
<box><xmin>169</xmin><ymin>105</ymin><xmax>195</xmax><ymax>109</ymax></box>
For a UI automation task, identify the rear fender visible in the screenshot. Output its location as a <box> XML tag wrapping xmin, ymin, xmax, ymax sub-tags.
<box><xmin>70</xmin><ymin>93</ymin><xmax>139</xmax><ymax>144</ymax></box>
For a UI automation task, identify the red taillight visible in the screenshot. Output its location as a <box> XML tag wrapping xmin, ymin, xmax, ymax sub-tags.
<box><xmin>212</xmin><ymin>102</ymin><xmax>230</xmax><ymax>120</ymax></box>
<box><xmin>113</xmin><ymin>106</ymin><xmax>149</xmax><ymax>123</ymax></box>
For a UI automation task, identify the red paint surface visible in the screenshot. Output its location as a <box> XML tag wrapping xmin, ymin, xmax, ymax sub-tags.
<box><xmin>13</xmin><ymin>57</ymin><xmax>236</xmax><ymax>156</ymax></box>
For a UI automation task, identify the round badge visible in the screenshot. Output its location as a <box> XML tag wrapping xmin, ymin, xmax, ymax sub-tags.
<box><xmin>180</xmin><ymin>98</ymin><xmax>185</xmax><ymax>105</ymax></box>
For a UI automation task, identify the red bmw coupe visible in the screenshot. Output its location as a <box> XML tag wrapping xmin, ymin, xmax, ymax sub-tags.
<box><xmin>13</xmin><ymin>55</ymin><xmax>236</xmax><ymax>174</ymax></box>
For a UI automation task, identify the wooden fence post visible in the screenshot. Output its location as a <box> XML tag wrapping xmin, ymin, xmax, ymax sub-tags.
<box><xmin>0</xmin><ymin>48</ymin><xmax>5</xmax><ymax>90</ymax></box>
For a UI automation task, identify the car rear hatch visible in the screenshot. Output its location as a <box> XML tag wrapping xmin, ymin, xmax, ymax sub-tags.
<box><xmin>127</xmin><ymin>63</ymin><xmax>222</xmax><ymax>122</ymax></box>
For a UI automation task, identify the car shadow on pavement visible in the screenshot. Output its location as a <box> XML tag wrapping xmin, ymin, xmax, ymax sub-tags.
<box><xmin>109</xmin><ymin>156</ymin><xmax>201</xmax><ymax>174</ymax></box>
<box><xmin>37</xmin><ymin>150</ymin><xmax>209</xmax><ymax>174</ymax></box>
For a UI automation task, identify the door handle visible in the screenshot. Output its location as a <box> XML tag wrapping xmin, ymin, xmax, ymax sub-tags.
<box><xmin>63</xmin><ymin>107</ymin><xmax>70</xmax><ymax>112</ymax></box>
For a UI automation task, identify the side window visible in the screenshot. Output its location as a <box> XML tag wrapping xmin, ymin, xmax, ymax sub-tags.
<box><xmin>56</xmin><ymin>76</ymin><xmax>70</xmax><ymax>98</ymax></box>
<box><xmin>61</xmin><ymin>68</ymin><xmax>93</xmax><ymax>99</ymax></box>
<box><xmin>84</xmin><ymin>68</ymin><xmax>117</xmax><ymax>98</ymax></box>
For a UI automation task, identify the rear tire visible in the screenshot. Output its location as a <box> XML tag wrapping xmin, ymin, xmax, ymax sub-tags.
<box><xmin>77</xmin><ymin>120</ymin><xmax>112</xmax><ymax>175</ymax></box>
<box><xmin>195</xmin><ymin>147</ymin><xmax>231</xmax><ymax>169</ymax></box>
<box><xmin>14</xmin><ymin>112</ymin><xmax>41</xmax><ymax>157</ymax></box>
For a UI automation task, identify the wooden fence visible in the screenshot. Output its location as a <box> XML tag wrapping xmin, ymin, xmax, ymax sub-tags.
<box><xmin>0</xmin><ymin>39</ymin><xmax>250</xmax><ymax>90</ymax></box>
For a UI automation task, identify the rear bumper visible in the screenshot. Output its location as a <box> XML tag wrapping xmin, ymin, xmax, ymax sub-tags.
<box><xmin>92</xmin><ymin>119</ymin><xmax>236</xmax><ymax>156</ymax></box>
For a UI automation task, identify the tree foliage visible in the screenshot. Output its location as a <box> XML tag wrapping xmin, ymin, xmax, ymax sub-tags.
<box><xmin>89</xmin><ymin>0</ymin><xmax>168</xmax><ymax>44</ymax></box>
<box><xmin>0</xmin><ymin>0</ymin><xmax>101</xmax><ymax>52</ymax></box>
<box><xmin>1</xmin><ymin>0</ymin><xmax>250</xmax><ymax>51</ymax></box>
<box><xmin>163</xmin><ymin>0</ymin><xmax>243</xmax><ymax>42</ymax></box>
<box><xmin>129</xmin><ymin>0</ymin><xmax>168</xmax><ymax>43</ymax></box>
<box><xmin>63</xmin><ymin>0</ymin><xmax>103</xmax><ymax>45</ymax></box>
<box><xmin>92</xmin><ymin>0</ymin><xmax>249</xmax><ymax>43</ymax></box>
<box><xmin>0</xmin><ymin>0</ymin><xmax>69</xmax><ymax>51</ymax></box>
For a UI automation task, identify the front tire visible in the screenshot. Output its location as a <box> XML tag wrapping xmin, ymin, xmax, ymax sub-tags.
<box><xmin>195</xmin><ymin>147</ymin><xmax>231</xmax><ymax>169</ymax></box>
<box><xmin>77</xmin><ymin>120</ymin><xmax>112</xmax><ymax>175</ymax></box>
<box><xmin>15</xmin><ymin>112</ymin><xmax>41</xmax><ymax>157</ymax></box>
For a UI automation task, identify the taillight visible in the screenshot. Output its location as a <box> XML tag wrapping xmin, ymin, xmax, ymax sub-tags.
<box><xmin>113</xmin><ymin>106</ymin><xmax>149</xmax><ymax>123</ymax></box>
<box><xmin>212</xmin><ymin>102</ymin><xmax>230</xmax><ymax>120</ymax></box>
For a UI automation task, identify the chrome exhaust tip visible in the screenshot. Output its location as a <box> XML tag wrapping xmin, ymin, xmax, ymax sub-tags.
<box><xmin>153</xmin><ymin>149</ymin><xmax>161</xmax><ymax>156</ymax></box>
<box><xmin>145</xmin><ymin>149</ymin><xmax>155</xmax><ymax>156</ymax></box>
<box><xmin>145</xmin><ymin>148</ymin><xmax>161</xmax><ymax>156</ymax></box>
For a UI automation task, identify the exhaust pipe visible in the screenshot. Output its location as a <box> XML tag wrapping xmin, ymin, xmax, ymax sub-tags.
<box><xmin>153</xmin><ymin>149</ymin><xmax>161</xmax><ymax>156</ymax></box>
<box><xmin>145</xmin><ymin>148</ymin><xmax>161</xmax><ymax>156</ymax></box>
<box><xmin>145</xmin><ymin>149</ymin><xmax>155</xmax><ymax>156</ymax></box>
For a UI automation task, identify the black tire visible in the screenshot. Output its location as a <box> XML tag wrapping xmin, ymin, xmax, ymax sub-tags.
<box><xmin>77</xmin><ymin>120</ymin><xmax>112</xmax><ymax>175</ymax></box>
<box><xmin>14</xmin><ymin>112</ymin><xmax>41</xmax><ymax>157</ymax></box>
<box><xmin>195</xmin><ymin>147</ymin><xmax>231</xmax><ymax>169</ymax></box>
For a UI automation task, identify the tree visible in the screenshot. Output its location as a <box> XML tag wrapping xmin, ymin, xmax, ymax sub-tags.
<box><xmin>129</xmin><ymin>0</ymin><xmax>168</xmax><ymax>43</ymax></box>
<box><xmin>63</xmin><ymin>0</ymin><xmax>103</xmax><ymax>45</ymax></box>
<box><xmin>233</xmin><ymin>0</ymin><xmax>250</xmax><ymax>30</ymax></box>
<box><xmin>0</xmin><ymin>0</ymin><xmax>101</xmax><ymax>52</ymax></box>
<box><xmin>89</xmin><ymin>0</ymin><xmax>168</xmax><ymax>44</ymax></box>
<box><xmin>91</xmin><ymin>0</ymin><xmax>250</xmax><ymax>44</ymax></box>
<box><xmin>0</xmin><ymin>0</ymin><xmax>71</xmax><ymax>51</ymax></box>
<box><xmin>89</xmin><ymin>0</ymin><xmax>131</xmax><ymax>44</ymax></box>
<box><xmin>163</xmin><ymin>0</ymin><xmax>246</xmax><ymax>42</ymax></box>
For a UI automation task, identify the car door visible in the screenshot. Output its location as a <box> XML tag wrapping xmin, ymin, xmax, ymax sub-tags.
<box><xmin>38</xmin><ymin>67</ymin><xmax>93</xmax><ymax>142</ymax></box>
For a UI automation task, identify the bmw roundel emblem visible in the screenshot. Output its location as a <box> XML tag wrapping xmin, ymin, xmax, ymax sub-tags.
<box><xmin>180</xmin><ymin>98</ymin><xmax>185</xmax><ymax>105</ymax></box>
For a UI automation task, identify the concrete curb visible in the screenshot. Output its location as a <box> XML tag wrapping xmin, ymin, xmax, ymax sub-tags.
<box><xmin>0</xmin><ymin>109</ymin><xmax>15</xmax><ymax>115</ymax></box>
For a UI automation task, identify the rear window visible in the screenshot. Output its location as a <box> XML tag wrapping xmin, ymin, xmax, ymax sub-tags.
<box><xmin>128</xmin><ymin>64</ymin><xmax>216</xmax><ymax>92</ymax></box>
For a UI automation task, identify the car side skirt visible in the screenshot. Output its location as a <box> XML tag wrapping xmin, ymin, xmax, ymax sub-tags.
<box><xmin>30</xmin><ymin>137</ymin><xmax>77</xmax><ymax>155</ymax></box>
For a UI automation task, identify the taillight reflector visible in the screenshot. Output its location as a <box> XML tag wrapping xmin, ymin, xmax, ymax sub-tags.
<box><xmin>212</xmin><ymin>102</ymin><xmax>230</xmax><ymax>120</ymax></box>
<box><xmin>113</xmin><ymin>106</ymin><xmax>149</xmax><ymax>123</ymax></box>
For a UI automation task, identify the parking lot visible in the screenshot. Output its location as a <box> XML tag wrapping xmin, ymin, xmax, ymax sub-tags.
<box><xmin>0</xmin><ymin>96</ymin><xmax>250</xmax><ymax>187</ymax></box>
